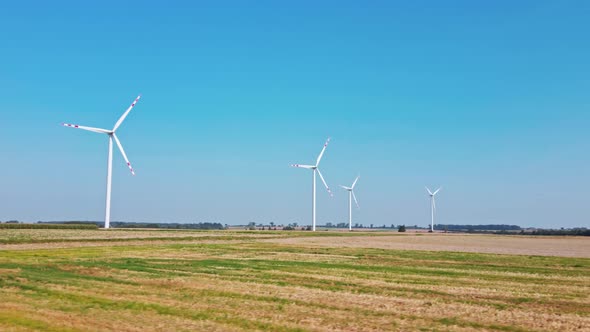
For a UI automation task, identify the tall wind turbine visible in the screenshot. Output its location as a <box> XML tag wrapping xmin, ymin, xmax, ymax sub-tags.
<box><xmin>426</xmin><ymin>187</ymin><xmax>442</xmax><ymax>232</ymax></box>
<box><xmin>291</xmin><ymin>138</ymin><xmax>333</xmax><ymax>231</ymax></box>
<box><xmin>63</xmin><ymin>95</ymin><xmax>141</xmax><ymax>229</ymax></box>
<box><xmin>340</xmin><ymin>175</ymin><xmax>360</xmax><ymax>231</ymax></box>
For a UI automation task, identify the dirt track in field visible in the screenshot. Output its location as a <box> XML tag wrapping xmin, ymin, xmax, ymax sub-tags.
<box><xmin>263</xmin><ymin>233</ymin><xmax>590</xmax><ymax>258</ymax></box>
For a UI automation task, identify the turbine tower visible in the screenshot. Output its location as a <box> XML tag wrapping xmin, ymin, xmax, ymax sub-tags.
<box><xmin>63</xmin><ymin>95</ymin><xmax>141</xmax><ymax>229</ymax></box>
<box><xmin>340</xmin><ymin>175</ymin><xmax>360</xmax><ymax>231</ymax></box>
<box><xmin>291</xmin><ymin>138</ymin><xmax>333</xmax><ymax>231</ymax></box>
<box><xmin>426</xmin><ymin>187</ymin><xmax>442</xmax><ymax>232</ymax></box>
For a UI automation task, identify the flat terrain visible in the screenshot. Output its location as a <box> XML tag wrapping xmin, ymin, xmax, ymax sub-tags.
<box><xmin>264</xmin><ymin>232</ymin><xmax>590</xmax><ymax>258</ymax></box>
<box><xmin>0</xmin><ymin>229</ymin><xmax>588</xmax><ymax>331</ymax></box>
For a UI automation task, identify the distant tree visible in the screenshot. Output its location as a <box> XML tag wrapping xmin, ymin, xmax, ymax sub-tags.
<box><xmin>398</xmin><ymin>225</ymin><xmax>406</xmax><ymax>232</ymax></box>
<box><xmin>270</xmin><ymin>222</ymin><xmax>275</xmax><ymax>227</ymax></box>
<box><xmin>370</xmin><ymin>224</ymin><xmax>373</xmax><ymax>228</ymax></box>
<box><xmin>391</xmin><ymin>224</ymin><xmax>395</xmax><ymax>229</ymax></box>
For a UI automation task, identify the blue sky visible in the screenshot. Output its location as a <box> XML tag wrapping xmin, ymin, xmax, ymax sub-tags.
<box><xmin>0</xmin><ymin>1</ymin><xmax>588</xmax><ymax>228</ymax></box>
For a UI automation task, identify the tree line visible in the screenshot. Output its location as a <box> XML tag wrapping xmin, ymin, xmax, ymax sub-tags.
<box><xmin>35</xmin><ymin>221</ymin><xmax>226</xmax><ymax>230</ymax></box>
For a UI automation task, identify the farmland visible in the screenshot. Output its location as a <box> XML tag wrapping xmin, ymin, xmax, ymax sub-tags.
<box><xmin>0</xmin><ymin>229</ymin><xmax>588</xmax><ymax>331</ymax></box>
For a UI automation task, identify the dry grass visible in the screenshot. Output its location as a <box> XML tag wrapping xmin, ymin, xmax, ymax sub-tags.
<box><xmin>264</xmin><ymin>232</ymin><xmax>590</xmax><ymax>258</ymax></box>
<box><xmin>0</xmin><ymin>229</ymin><xmax>588</xmax><ymax>331</ymax></box>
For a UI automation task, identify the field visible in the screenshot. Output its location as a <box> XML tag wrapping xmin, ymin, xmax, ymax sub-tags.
<box><xmin>0</xmin><ymin>229</ymin><xmax>588</xmax><ymax>331</ymax></box>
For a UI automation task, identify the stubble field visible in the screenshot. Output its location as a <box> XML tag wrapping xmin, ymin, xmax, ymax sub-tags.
<box><xmin>0</xmin><ymin>229</ymin><xmax>588</xmax><ymax>331</ymax></box>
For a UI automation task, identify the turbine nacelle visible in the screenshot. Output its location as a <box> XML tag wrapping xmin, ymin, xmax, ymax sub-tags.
<box><xmin>426</xmin><ymin>186</ymin><xmax>442</xmax><ymax>197</ymax></box>
<box><xmin>291</xmin><ymin>137</ymin><xmax>333</xmax><ymax>197</ymax></box>
<box><xmin>340</xmin><ymin>175</ymin><xmax>360</xmax><ymax>209</ymax></box>
<box><xmin>62</xmin><ymin>95</ymin><xmax>141</xmax><ymax>176</ymax></box>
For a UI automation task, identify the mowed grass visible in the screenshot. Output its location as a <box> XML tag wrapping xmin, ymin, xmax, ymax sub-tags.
<box><xmin>0</xmin><ymin>230</ymin><xmax>588</xmax><ymax>331</ymax></box>
<box><xmin>0</xmin><ymin>228</ymin><xmax>385</xmax><ymax>245</ymax></box>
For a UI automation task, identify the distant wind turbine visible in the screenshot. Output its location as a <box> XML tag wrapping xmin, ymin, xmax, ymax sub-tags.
<box><xmin>291</xmin><ymin>138</ymin><xmax>333</xmax><ymax>231</ymax></box>
<box><xmin>340</xmin><ymin>175</ymin><xmax>360</xmax><ymax>231</ymax></box>
<box><xmin>426</xmin><ymin>187</ymin><xmax>442</xmax><ymax>232</ymax></box>
<box><xmin>62</xmin><ymin>95</ymin><xmax>141</xmax><ymax>229</ymax></box>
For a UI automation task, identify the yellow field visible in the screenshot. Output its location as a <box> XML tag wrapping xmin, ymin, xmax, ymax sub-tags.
<box><xmin>0</xmin><ymin>229</ymin><xmax>588</xmax><ymax>331</ymax></box>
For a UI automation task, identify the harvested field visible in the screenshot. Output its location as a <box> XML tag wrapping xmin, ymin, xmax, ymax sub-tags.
<box><xmin>0</xmin><ymin>229</ymin><xmax>588</xmax><ymax>331</ymax></box>
<box><xmin>264</xmin><ymin>233</ymin><xmax>590</xmax><ymax>258</ymax></box>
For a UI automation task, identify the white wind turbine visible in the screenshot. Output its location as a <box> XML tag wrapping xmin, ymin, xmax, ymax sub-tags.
<box><xmin>340</xmin><ymin>175</ymin><xmax>360</xmax><ymax>231</ymax></box>
<box><xmin>426</xmin><ymin>187</ymin><xmax>442</xmax><ymax>232</ymax></box>
<box><xmin>62</xmin><ymin>95</ymin><xmax>141</xmax><ymax>229</ymax></box>
<box><xmin>291</xmin><ymin>138</ymin><xmax>333</xmax><ymax>231</ymax></box>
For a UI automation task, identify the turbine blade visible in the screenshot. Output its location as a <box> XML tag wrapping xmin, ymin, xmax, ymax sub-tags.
<box><xmin>339</xmin><ymin>185</ymin><xmax>351</xmax><ymax>190</ymax></box>
<box><xmin>352</xmin><ymin>190</ymin><xmax>360</xmax><ymax>209</ymax></box>
<box><xmin>315</xmin><ymin>137</ymin><xmax>331</xmax><ymax>166</ymax></box>
<box><xmin>291</xmin><ymin>164</ymin><xmax>314</xmax><ymax>169</ymax></box>
<box><xmin>112</xmin><ymin>133</ymin><xmax>135</xmax><ymax>175</ymax></box>
<box><xmin>316</xmin><ymin>168</ymin><xmax>333</xmax><ymax>197</ymax></box>
<box><xmin>432</xmin><ymin>197</ymin><xmax>436</xmax><ymax>211</ymax></box>
<box><xmin>433</xmin><ymin>187</ymin><xmax>442</xmax><ymax>196</ymax></box>
<box><xmin>425</xmin><ymin>186</ymin><xmax>433</xmax><ymax>195</ymax></box>
<box><xmin>113</xmin><ymin>95</ymin><xmax>141</xmax><ymax>132</ymax></box>
<box><xmin>62</xmin><ymin>123</ymin><xmax>111</xmax><ymax>134</ymax></box>
<box><xmin>351</xmin><ymin>175</ymin><xmax>360</xmax><ymax>189</ymax></box>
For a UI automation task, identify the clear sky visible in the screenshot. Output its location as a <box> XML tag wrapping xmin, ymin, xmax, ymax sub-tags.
<box><xmin>0</xmin><ymin>1</ymin><xmax>588</xmax><ymax>228</ymax></box>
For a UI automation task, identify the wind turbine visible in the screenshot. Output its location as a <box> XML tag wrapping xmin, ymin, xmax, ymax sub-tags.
<box><xmin>426</xmin><ymin>187</ymin><xmax>442</xmax><ymax>232</ymax></box>
<box><xmin>340</xmin><ymin>175</ymin><xmax>360</xmax><ymax>231</ymax></box>
<box><xmin>62</xmin><ymin>95</ymin><xmax>141</xmax><ymax>229</ymax></box>
<box><xmin>291</xmin><ymin>138</ymin><xmax>333</xmax><ymax>231</ymax></box>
